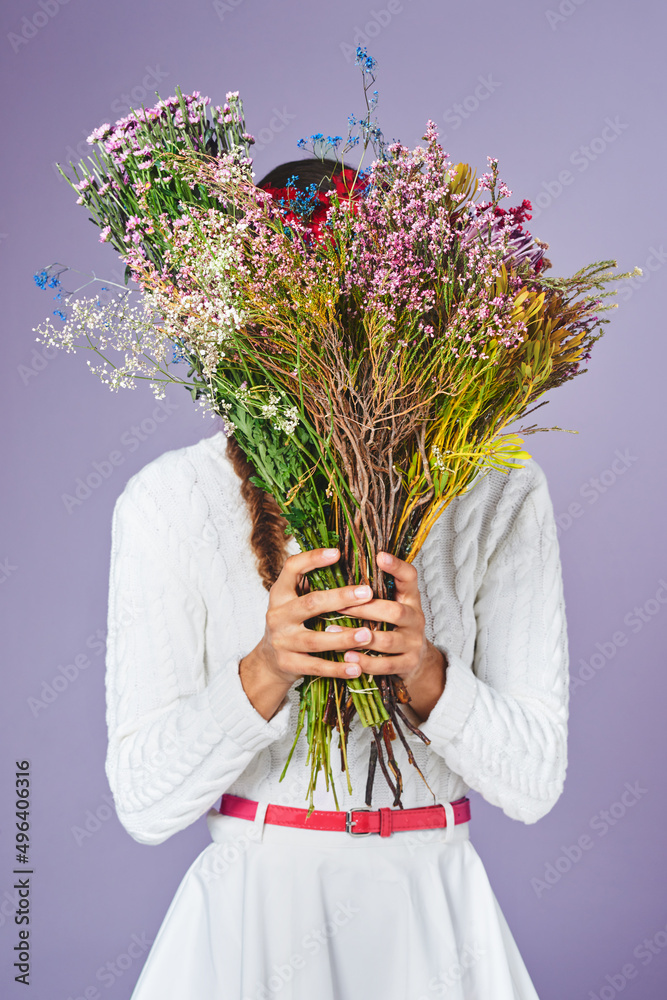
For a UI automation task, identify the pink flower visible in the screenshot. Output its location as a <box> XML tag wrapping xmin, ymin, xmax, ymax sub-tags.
<box><xmin>87</xmin><ymin>123</ymin><xmax>112</xmax><ymax>144</ymax></box>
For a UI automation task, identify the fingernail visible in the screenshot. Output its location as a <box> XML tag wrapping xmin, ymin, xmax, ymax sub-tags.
<box><xmin>378</xmin><ymin>551</ymin><xmax>392</xmax><ymax>565</ymax></box>
<box><xmin>345</xmin><ymin>665</ymin><xmax>361</xmax><ymax>677</ymax></box>
<box><xmin>325</xmin><ymin>625</ymin><xmax>343</xmax><ymax>633</ymax></box>
<box><xmin>344</xmin><ymin>651</ymin><xmax>359</xmax><ymax>663</ymax></box>
<box><xmin>354</xmin><ymin>585</ymin><xmax>372</xmax><ymax>599</ymax></box>
<box><xmin>354</xmin><ymin>628</ymin><xmax>371</xmax><ymax>642</ymax></box>
<box><xmin>323</xmin><ymin>548</ymin><xmax>339</xmax><ymax>558</ymax></box>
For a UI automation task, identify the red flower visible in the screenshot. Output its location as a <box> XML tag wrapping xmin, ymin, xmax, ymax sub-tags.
<box><xmin>493</xmin><ymin>198</ymin><xmax>533</xmax><ymax>229</ymax></box>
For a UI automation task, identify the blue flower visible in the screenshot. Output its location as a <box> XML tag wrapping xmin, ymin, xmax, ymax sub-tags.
<box><xmin>172</xmin><ymin>339</ymin><xmax>186</xmax><ymax>363</ymax></box>
<box><xmin>354</xmin><ymin>46</ymin><xmax>377</xmax><ymax>73</ymax></box>
<box><xmin>277</xmin><ymin>179</ymin><xmax>320</xmax><ymax>223</ymax></box>
<box><xmin>33</xmin><ymin>269</ymin><xmax>62</xmax><ymax>291</ymax></box>
<box><xmin>53</xmin><ymin>309</ymin><xmax>67</xmax><ymax>321</ymax></box>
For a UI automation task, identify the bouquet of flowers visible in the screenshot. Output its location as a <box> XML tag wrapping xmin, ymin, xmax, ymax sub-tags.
<box><xmin>34</xmin><ymin>49</ymin><xmax>638</xmax><ymax>813</ymax></box>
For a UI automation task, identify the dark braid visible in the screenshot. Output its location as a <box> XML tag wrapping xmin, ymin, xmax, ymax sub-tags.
<box><xmin>224</xmin><ymin>433</ymin><xmax>290</xmax><ymax>591</ymax></box>
<box><xmin>215</xmin><ymin>157</ymin><xmax>352</xmax><ymax>589</ymax></box>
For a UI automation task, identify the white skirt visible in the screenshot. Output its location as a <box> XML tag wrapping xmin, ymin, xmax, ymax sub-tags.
<box><xmin>130</xmin><ymin>803</ymin><xmax>541</xmax><ymax>1000</ymax></box>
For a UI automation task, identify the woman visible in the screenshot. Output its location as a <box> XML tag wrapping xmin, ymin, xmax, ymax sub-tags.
<box><xmin>104</xmin><ymin>158</ymin><xmax>569</xmax><ymax>1000</ymax></box>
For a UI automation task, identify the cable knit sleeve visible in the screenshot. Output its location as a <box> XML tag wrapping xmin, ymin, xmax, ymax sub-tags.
<box><xmin>104</xmin><ymin>479</ymin><xmax>292</xmax><ymax>846</ymax></box>
<box><xmin>419</xmin><ymin>464</ymin><xmax>569</xmax><ymax>824</ymax></box>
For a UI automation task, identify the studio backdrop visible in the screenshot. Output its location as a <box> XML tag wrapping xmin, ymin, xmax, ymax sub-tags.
<box><xmin>2</xmin><ymin>1</ymin><xmax>665</xmax><ymax>998</ymax></box>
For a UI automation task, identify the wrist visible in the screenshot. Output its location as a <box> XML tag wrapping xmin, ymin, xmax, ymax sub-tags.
<box><xmin>404</xmin><ymin>642</ymin><xmax>447</xmax><ymax>724</ymax></box>
<box><xmin>239</xmin><ymin>643</ymin><xmax>292</xmax><ymax>721</ymax></box>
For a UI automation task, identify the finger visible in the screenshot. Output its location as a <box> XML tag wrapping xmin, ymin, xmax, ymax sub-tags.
<box><xmin>336</xmin><ymin>598</ymin><xmax>417</xmax><ymax>628</ymax></box>
<box><xmin>270</xmin><ymin>547</ymin><xmax>340</xmax><ymax>606</ymax></box>
<box><xmin>296</xmin><ymin>624</ymin><xmax>404</xmax><ymax>655</ymax></box>
<box><xmin>339</xmin><ymin>650</ymin><xmax>414</xmax><ymax>676</ymax></box>
<box><xmin>288</xmin><ymin>582</ymin><xmax>375</xmax><ymax>625</ymax></box>
<box><xmin>377</xmin><ymin>551</ymin><xmax>422</xmax><ymax>609</ymax></box>
<box><xmin>271</xmin><ymin>649</ymin><xmax>370</xmax><ymax>681</ymax></box>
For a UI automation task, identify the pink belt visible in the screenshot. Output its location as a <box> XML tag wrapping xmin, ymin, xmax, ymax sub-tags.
<box><xmin>219</xmin><ymin>792</ymin><xmax>471</xmax><ymax>838</ymax></box>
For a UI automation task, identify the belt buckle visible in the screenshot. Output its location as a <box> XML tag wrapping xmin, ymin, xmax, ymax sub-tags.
<box><xmin>346</xmin><ymin>804</ymin><xmax>373</xmax><ymax>837</ymax></box>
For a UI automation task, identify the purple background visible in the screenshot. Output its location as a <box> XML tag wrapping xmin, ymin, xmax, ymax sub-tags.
<box><xmin>2</xmin><ymin>0</ymin><xmax>666</xmax><ymax>997</ymax></box>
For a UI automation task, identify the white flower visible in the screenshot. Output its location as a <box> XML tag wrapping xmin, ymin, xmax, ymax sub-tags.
<box><xmin>430</xmin><ymin>444</ymin><xmax>449</xmax><ymax>473</ymax></box>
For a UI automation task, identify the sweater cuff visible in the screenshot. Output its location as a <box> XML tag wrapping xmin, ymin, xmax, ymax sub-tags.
<box><xmin>208</xmin><ymin>658</ymin><xmax>292</xmax><ymax>752</ymax></box>
<box><xmin>419</xmin><ymin>648</ymin><xmax>478</xmax><ymax>748</ymax></box>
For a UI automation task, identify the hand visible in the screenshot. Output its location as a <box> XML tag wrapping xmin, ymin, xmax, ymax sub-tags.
<box><xmin>326</xmin><ymin>551</ymin><xmax>447</xmax><ymax>721</ymax></box>
<box><xmin>239</xmin><ymin>547</ymin><xmax>446</xmax><ymax>723</ymax></box>
<box><xmin>239</xmin><ymin>547</ymin><xmax>378</xmax><ymax>719</ymax></box>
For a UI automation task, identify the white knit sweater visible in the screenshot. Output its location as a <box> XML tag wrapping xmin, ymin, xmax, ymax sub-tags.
<box><xmin>104</xmin><ymin>429</ymin><xmax>569</xmax><ymax>846</ymax></box>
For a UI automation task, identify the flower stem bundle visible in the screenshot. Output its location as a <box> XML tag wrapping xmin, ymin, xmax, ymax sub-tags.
<box><xmin>34</xmin><ymin>52</ymin><xmax>639</xmax><ymax>813</ymax></box>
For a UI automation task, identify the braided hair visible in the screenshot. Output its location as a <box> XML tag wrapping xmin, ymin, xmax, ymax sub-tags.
<box><xmin>224</xmin><ymin>432</ymin><xmax>290</xmax><ymax>591</ymax></box>
<box><xmin>224</xmin><ymin>156</ymin><xmax>344</xmax><ymax>589</ymax></box>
